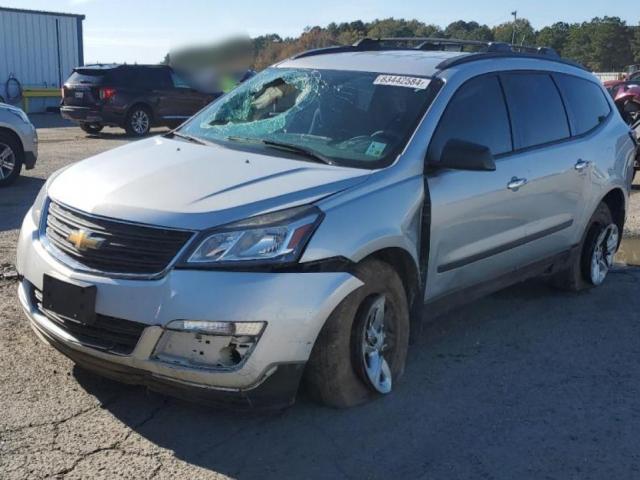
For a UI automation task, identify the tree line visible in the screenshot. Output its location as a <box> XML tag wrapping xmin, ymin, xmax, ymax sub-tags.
<box><xmin>248</xmin><ymin>17</ymin><xmax>639</xmax><ymax>72</ymax></box>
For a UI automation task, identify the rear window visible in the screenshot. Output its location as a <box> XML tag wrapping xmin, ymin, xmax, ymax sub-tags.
<box><xmin>428</xmin><ymin>75</ymin><xmax>513</xmax><ymax>162</ymax></box>
<box><xmin>67</xmin><ymin>70</ymin><xmax>110</xmax><ymax>85</ymax></box>
<box><xmin>501</xmin><ymin>73</ymin><xmax>570</xmax><ymax>150</ymax></box>
<box><xmin>554</xmin><ymin>74</ymin><xmax>611</xmax><ymax>136</ymax></box>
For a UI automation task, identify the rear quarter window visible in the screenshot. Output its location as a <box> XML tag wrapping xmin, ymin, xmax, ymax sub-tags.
<box><xmin>500</xmin><ymin>72</ymin><xmax>570</xmax><ymax>150</ymax></box>
<box><xmin>554</xmin><ymin>74</ymin><xmax>611</xmax><ymax>136</ymax></box>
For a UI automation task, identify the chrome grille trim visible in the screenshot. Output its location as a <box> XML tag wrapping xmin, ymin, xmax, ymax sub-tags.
<box><xmin>41</xmin><ymin>199</ymin><xmax>196</xmax><ymax>280</ymax></box>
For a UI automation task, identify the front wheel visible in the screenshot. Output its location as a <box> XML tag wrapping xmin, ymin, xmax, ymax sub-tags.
<box><xmin>0</xmin><ymin>132</ymin><xmax>23</xmax><ymax>187</ymax></box>
<box><xmin>551</xmin><ymin>203</ymin><xmax>619</xmax><ymax>291</ymax></box>
<box><xmin>124</xmin><ymin>107</ymin><xmax>152</xmax><ymax>137</ymax></box>
<box><xmin>305</xmin><ymin>259</ymin><xmax>410</xmax><ymax>408</ymax></box>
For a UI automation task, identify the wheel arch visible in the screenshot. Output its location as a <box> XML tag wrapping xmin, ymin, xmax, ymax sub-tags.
<box><xmin>0</xmin><ymin>126</ymin><xmax>24</xmax><ymax>155</ymax></box>
<box><xmin>125</xmin><ymin>102</ymin><xmax>154</xmax><ymax>124</ymax></box>
<box><xmin>358</xmin><ymin>247</ymin><xmax>421</xmax><ymax>310</ymax></box>
<box><xmin>600</xmin><ymin>187</ymin><xmax>626</xmax><ymax>236</ymax></box>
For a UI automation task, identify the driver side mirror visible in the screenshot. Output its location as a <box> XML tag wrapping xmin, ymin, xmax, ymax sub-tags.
<box><xmin>438</xmin><ymin>139</ymin><xmax>496</xmax><ymax>171</ymax></box>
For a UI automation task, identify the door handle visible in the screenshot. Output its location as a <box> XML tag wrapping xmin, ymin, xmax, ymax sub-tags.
<box><xmin>507</xmin><ymin>177</ymin><xmax>527</xmax><ymax>191</ymax></box>
<box><xmin>575</xmin><ymin>159</ymin><xmax>590</xmax><ymax>171</ymax></box>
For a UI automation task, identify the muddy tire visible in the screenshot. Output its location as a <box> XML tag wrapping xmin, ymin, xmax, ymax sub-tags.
<box><xmin>551</xmin><ymin>202</ymin><xmax>619</xmax><ymax>291</ymax></box>
<box><xmin>305</xmin><ymin>259</ymin><xmax>410</xmax><ymax>408</ymax></box>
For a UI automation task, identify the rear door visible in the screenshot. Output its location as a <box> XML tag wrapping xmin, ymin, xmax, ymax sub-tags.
<box><xmin>62</xmin><ymin>69</ymin><xmax>109</xmax><ymax>107</ymax></box>
<box><xmin>166</xmin><ymin>71</ymin><xmax>214</xmax><ymax>121</ymax></box>
<box><xmin>425</xmin><ymin>74</ymin><xmax>540</xmax><ymax>300</ymax></box>
<box><xmin>498</xmin><ymin>71</ymin><xmax>590</xmax><ymax>261</ymax></box>
<box><xmin>140</xmin><ymin>68</ymin><xmax>175</xmax><ymax>120</ymax></box>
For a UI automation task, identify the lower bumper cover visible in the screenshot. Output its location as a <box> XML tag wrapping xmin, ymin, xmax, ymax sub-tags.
<box><xmin>34</xmin><ymin>319</ymin><xmax>305</xmax><ymax>409</ymax></box>
<box><xmin>61</xmin><ymin>106</ymin><xmax>124</xmax><ymax>126</ymax></box>
<box><xmin>31</xmin><ymin>320</ymin><xmax>305</xmax><ymax>409</ymax></box>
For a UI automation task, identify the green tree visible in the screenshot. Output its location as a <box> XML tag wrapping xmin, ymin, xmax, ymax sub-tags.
<box><xmin>536</xmin><ymin>22</ymin><xmax>570</xmax><ymax>55</ymax></box>
<box><xmin>565</xmin><ymin>17</ymin><xmax>632</xmax><ymax>70</ymax></box>
<box><xmin>492</xmin><ymin>18</ymin><xmax>536</xmax><ymax>45</ymax></box>
<box><xmin>444</xmin><ymin>20</ymin><xmax>493</xmax><ymax>41</ymax></box>
<box><xmin>632</xmin><ymin>25</ymin><xmax>640</xmax><ymax>63</ymax></box>
<box><xmin>366</xmin><ymin>18</ymin><xmax>441</xmax><ymax>38</ymax></box>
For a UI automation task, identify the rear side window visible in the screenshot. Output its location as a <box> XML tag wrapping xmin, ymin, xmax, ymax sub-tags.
<box><xmin>144</xmin><ymin>68</ymin><xmax>172</xmax><ymax>88</ymax></box>
<box><xmin>428</xmin><ymin>75</ymin><xmax>512</xmax><ymax>162</ymax></box>
<box><xmin>501</xmin><ymin>73</ymin><xmax>570</xmax><ymax>149</ymax></box>
<box><xmin>118</xmin><ymin>68</ymin><xmax>172</xmax><ymax>88</ymax></box>
<box><xmin>554</xmin><ymin>74</ymin><xmax>611</xmax><ymax>136</ymax></box>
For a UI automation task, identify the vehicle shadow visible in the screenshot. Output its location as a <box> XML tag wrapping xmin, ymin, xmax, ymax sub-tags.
<box><xmin>72</xmin><ymin>275</ymin><xmax>640</xmax><ymax>479</ymax></box>
<box><xmin>28</xmin><ymin>113</ymin><xmax>74</xmax><ymax>129</ymax></box>
<box><xmin>0</xmin><ymin>176</ymin><xmax>45</xmax><ymax>232</ymax></box>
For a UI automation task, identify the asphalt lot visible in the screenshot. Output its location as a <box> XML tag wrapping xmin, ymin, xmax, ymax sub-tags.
<box><xmin>1</xmin><ymin>114</ymin><xmax>640</xmax><ymax>479</ymax></box>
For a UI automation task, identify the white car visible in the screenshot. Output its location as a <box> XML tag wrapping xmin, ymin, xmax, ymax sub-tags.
<box><xmin>16</xmin><ymin>38</ymin><xmax>636</xmax><ymax>408</ymax></box>
<box><xmin>0</xmin><ymin>103</ymin><xmax>38</xmax><ymax>186</ymax></box>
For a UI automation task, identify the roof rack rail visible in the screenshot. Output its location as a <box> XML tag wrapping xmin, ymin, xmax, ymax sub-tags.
<box><xmin>291</xmin><ymin>37</ymin><xmax>574</xmax><ymax>66</ymax></box>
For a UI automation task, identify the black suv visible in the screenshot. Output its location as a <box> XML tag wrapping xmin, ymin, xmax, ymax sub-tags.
<box><xmin>61</xmin><ymin>65</ymin><xmax>219</xmax><ymax>136</ymax></box>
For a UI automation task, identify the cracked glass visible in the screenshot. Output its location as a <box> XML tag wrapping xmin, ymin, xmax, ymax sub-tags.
<box><xmin>180</xmin><ymin>68</ymin><xmax>438</xmax><ymax>169</ymax></box>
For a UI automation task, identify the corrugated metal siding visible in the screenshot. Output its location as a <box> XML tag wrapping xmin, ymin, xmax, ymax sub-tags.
<box><xmin>0</xmin><ymin>9</ymin><xmax>82</xmax><ymax>112</ymax></box>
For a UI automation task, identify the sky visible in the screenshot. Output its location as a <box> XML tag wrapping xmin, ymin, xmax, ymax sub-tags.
<box><xmin>3</xmin><ymin>0</ymin><xmax>638</xmax><ymax>64</ymax></box>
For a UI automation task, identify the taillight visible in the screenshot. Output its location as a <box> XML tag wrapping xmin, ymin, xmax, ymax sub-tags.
<box><xmin>99</xmin><ymin>87</ymin><xmax>116</xmax><ymax>101</ymax></box>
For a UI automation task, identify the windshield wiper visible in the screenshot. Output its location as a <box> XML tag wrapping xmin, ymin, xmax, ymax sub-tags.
<box><xmin>226</xmin><ymin>136</ymin><xmax>334</xmax><ymax>165</ymax></box>
<box><xmin>166</xmin><ymin>131</ymin><xmax>208</xmax><ymax>146</ymax></box>
<box><xmin>262</xmin><ymin>140</ymin><xmax>334</xmax><ymax>165</ymax></box>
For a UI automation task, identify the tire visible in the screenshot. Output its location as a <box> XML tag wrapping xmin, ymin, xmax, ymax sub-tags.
<box><xmin>80</xmin><ymin>123</ymin><xmax>104</xmax><ymax>135</ymax></box>
<box><xmin>551</xmin><ymin>202</ymin><xmax>619</xmax><ymax>291</ymax></box>
<box><xmin>124</xmin><ymin>106</ymin><xmax>152</xmax><ymax>137</ymax></box>
<box><xmin>0</xmin><ymin>131</ymin><xmax>23</xmax><ymax>187</ymax></box>
<box><xmin>305</xmin><ymin>259</ymin><xmax>410</xmax><ymax>408</ymax></box>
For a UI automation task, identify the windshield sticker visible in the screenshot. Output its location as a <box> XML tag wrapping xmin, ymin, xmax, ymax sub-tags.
<box><xmin>366</xmin><ymin>141</ymin><xmax>387</xmax><ymax>157</ymax></box>
<box><xmin>374</xmin><ymin>75</ymin><xmax>430</xmax><ymax>90</ymax></box>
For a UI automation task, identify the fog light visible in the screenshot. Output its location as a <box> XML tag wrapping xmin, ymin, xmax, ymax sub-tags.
<box><xmin>168</xmin><ymin>320</ymin><xmax>265</xmax><ymax>336</ymax></box>
<box><xmin>153</xmin><ymin>320</ymin><xmax>265</xmax><ymax>369</ymax></box>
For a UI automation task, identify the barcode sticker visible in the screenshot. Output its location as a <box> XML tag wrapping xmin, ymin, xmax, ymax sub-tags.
<box><xmin>373</xmin><ymin>75</ymin><xmax>431</xmax><ymax>90</ymax></box>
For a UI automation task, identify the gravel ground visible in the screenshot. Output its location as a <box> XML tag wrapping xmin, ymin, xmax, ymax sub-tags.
<box><xmin>1</xmin><ymin>115</ymin><xmax>640</xmax><ymax>479</ymax></box>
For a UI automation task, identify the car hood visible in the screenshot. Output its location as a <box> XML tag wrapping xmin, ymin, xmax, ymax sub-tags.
<box><xmin>48</xmin><ymin>136</ymin><xmax>371</xmax><ymax>230</ymax></box>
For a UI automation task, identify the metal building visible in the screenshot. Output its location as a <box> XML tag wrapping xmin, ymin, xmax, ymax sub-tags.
<box><xmin>0</xmin><ymin>6</ymin><xmax>85</xmax><ymax>113</ymax></box>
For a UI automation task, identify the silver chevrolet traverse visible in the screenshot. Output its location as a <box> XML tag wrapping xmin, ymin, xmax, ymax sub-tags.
<box><xmin>17</xmin><ymin>39</ymin><xmax>636</xmax><ymax>408</ymax></box>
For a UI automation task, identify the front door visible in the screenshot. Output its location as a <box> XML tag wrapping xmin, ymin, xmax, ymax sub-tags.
<box><xmin>425</xmin><ymin>74</ymin><xmax>535</xmax><ymax>300</ymax></box>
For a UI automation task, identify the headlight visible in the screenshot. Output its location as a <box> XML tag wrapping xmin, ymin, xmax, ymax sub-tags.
<box><xmin>7</xmin><ymin>107</ymin><xmax>30</xmax><ymax>124</ymax></box>
<box><xmin>30</xmin><ymin>183</ymin><xmax>48</xmax><ymax>226</ymax></box>
<box><xmin>184</xmin><ymin>205</ymin><xmax>323</xmax><ymax>267</ymax></box>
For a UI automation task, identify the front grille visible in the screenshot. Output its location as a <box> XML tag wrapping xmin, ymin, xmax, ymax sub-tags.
<box><xmin>45</xmin><ymin>201</ymin><xmax>193</xmax><ymax>276</ymax></box>
<box><xmin>31</xmin><ymin>286</ymin><xmax>145</xmax><ymax>355</ymax></box>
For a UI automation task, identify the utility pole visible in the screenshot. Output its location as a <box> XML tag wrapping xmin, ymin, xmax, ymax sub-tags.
<box><xmin>511</xmin><ymin>10</ymin><xmax>518</xmax><ymax>45</ymax></box>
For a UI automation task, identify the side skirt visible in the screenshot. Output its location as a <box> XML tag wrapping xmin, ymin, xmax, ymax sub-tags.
<box><xmin>422</xmin><ymin>246</ymin><xmax>579</xmax><ymax>320</ymax></box>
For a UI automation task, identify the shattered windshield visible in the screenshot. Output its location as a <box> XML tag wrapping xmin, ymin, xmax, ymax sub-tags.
<box><xmin>179</xmin><ymin>68</ymin><xmax>438</xmax><ymax>168</ymax></box>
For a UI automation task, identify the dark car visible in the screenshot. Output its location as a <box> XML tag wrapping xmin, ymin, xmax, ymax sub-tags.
<box><xmin>60</xmin><ymin>64</ymin><xmax>219</xmax><ymax>136</ymax></box>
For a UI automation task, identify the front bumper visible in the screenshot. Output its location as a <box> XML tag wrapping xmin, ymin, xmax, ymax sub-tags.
<box><xmin>17</xmin><ymin>212</ymin><xmax>362</xmax><ymax>407</ymax></box>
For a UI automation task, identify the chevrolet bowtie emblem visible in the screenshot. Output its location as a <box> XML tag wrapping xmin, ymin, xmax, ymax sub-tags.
<box><xmin>67</xmin><ymin>229</ymin><xmax>106</xmax><ymax>251</ymax></box>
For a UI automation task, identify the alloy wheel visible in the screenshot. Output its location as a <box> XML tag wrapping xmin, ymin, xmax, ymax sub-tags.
<box><xmin>131</xmin><ymin>110</ymin><xmax>150</xmax><ymax>135</ymax></box>
<box><xmin>360</xmin><ymin>295</ymin><xmax>393</xmax><ymax>394</ymax></box>
<box><xmin>0</xmin><ymin>142</ymin><xmax>16</xmax><ymax>180</ymax></box>
<box><xmin>590</xmin><ymin>223</ymin><xmax>619</xmax><ymax>285</ymax></box>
